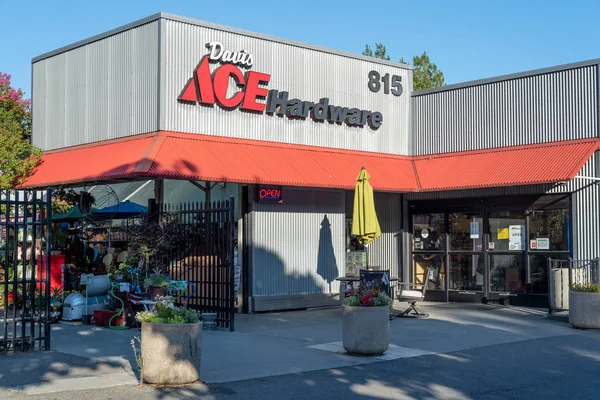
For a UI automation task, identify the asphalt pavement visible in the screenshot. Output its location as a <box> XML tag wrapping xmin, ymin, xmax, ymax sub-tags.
<box><xmin>3</xmin><ymin>331</ymin><xmax>600</xmax><ymax>400</ymax></box>
<box><xmin>1</xmin><ymin>303</ymin><xmax>599</xmax><ymax>399</ymax></box>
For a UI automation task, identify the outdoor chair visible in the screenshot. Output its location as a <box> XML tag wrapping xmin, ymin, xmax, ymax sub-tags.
<box><xmin>127</xmin><ymin>292</ymin><xmax>150</xmax><ymax>330</ymax></box>
<box><xmin>396</xmin><ymin>267</ymin><xmax>430</xmax><ymax>318</ymax></box>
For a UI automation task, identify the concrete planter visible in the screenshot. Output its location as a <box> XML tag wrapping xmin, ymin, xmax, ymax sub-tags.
<box><xmin>141</xmin><ymin>321</ymin><xmax>203</xmax><ymax>384</ymax></box>
<box><xmin>342</xmin><ymin>305</ymin><xmax>389</xmax><ymax>355</ymax></box>
<box><xmin>569</xmin><ymin>291</ymin><xmax>600</xmax><ymax>329</ymax></box>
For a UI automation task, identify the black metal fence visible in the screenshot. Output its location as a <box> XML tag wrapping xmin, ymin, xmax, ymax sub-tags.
<box><xmin>1</xmin><ymin>189</ymin><xmax>53</xmax><ymax>353</ymax></box>
<box><xmin>161</xmin><ymin>197</ymin><xmax>235</xmax><ymax>331</ymax></box>
<box><xmin>548</xmin><ymin>258</ymin><xmax>600</xmax><ymax>314</ymax></box>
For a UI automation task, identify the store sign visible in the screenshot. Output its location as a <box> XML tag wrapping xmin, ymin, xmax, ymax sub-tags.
<box><xmin>178</xmin><ymin>41</ymin><xmax>384</xmax><ymax>129</ymax></box>
<box><xmin>509</xmin><ymin>225</ymin><xmax>524</xmax><ymax>251</ymax></box>
<box><xmin>536</xmin><ymin>238</ymin><xmax>550</xmax><ymax>250</ymax></box>
<box><xmin>257</xmin><ymin>185</ymin><xmax>283</xmax><ymax>204</ymax></box>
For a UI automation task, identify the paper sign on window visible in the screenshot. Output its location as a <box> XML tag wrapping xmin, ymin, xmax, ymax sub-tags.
<box><xmin>470</xmin><ymin>221</ymin><xmax>480</xmax><ymax>239</ymax></box>
<box><xmin>536</xmin><ymin>238</ymin><xmax>550</xmax><ymax>250</ymax></box>
<box><xmin>508</xmin><ymin>225</ymin><xmax>524</xmax><ymax>250</ymax></box>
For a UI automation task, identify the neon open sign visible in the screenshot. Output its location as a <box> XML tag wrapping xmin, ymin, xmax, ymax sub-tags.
<box><xmin>257</xmin><ymin>186</ymin><xmax>283</xmax><ymax>204</ymax></box>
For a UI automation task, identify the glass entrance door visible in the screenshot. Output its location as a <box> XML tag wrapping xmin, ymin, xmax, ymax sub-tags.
<box><xmin>448</xmin><ymin>212</ymin><xmax>485</xmax><ymax>302</ymax></box>
<box><xmin>411</xmin><ymin>213</ymin><xmax>446</xmax><ymax>301</ymax></box>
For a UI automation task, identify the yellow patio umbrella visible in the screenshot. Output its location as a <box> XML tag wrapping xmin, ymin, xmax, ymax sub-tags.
<box><xmin>351</xmin><ymin>168</ymin><xmax>381</xmax><ymax>266</ymax></box>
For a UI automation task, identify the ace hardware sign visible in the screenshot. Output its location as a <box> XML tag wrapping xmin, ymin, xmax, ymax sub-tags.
<box><xmin>178</xmin><ymin>41</ymin><xmax>403</xmax><ymax>130</ymax></box>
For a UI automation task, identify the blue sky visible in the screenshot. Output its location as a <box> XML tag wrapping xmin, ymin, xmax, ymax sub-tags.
<box><xmin>1</xmin><ymin>0</ymin><xmax>599</xmax><ymax>97</ymax></box>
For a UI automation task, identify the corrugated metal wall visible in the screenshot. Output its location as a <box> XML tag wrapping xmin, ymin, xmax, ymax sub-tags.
<box><xmin>368</xmin><ymin>192</ymin><xmax>403</xmax><ymax>277</ymax></box>
<box><xmin>412</xmin><ymin>64</ymin><xmax>598</xmax><ymax>155</ymax></box>
<box><xmin>572</xmin><ymin>152</ymin><xmax>600</xmax><ymax>260</ymax></box>
<box><xmin>249</xmin><ymin>187</ymin><xmax>345</xmax><ymax>297</ymax></box>
<box><xmin>162</xmin><ymin>19</ymin><xmax>411</xmax><ymax>154</ymax></box>
<box><xmin>32</xmin><ymin>21</ymin><xmax>159</xmax><ymax>150</ymax></box>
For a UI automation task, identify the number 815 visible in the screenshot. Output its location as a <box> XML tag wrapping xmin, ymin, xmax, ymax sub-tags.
<box><xmin>368</xmin><ymin>71</ymin><xmax>403</xmax><ymax>97</ymax></box>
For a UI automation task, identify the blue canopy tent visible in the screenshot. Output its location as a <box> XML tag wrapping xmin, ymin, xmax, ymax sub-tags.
<box><xmin>92</xmin><ymin>200</ymin><xmax>148</xmax><ymax>220</ymax></box>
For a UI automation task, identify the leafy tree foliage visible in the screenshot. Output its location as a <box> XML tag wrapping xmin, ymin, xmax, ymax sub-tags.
<box><xmin>362</xmin><ymin>45</ymin><xmax>445</xmax><ymax>90</ymax></box>
<box><xmin>0</xmin><ymin>73</ymin><xmax>42</xmax><ymax>189</ymax></box>
<box><xmin>362</xmin><ymin>43</ymin><xmax>391</xmax><ymax>61</ymax></box>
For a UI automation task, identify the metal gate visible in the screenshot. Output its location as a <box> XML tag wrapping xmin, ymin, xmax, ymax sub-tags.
<box><xmin>1</xmin><ymin>189</ymin><xmax>52</xmax><ymax>352</ymax></box>
<box><xmin>548</xmin><ymin>258</ymin><xmax>600</xmax><ymax>314</ymax></box>
<box><xmin>163</xmin><ymin>197</ymin><xmax>235</xmax><ymax>331</ymax></box>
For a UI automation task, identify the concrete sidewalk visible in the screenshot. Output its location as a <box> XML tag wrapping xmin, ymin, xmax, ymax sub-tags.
<box><xmin>0</xmin><ymin>302</ymin><xmax>585</xmax><ymax>396</ymax></box>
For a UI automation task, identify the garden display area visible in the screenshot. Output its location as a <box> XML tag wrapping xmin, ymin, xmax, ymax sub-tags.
<box><xmin>0</xmin><ymin>188</ymin><xmax>218</xmax><ymax>334</ymax></box>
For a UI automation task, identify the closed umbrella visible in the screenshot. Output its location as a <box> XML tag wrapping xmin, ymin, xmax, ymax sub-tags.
<box><xmin>351</xmin><ymin>167</ymin><xmax>381</xmax><ymax>267</ymax></box>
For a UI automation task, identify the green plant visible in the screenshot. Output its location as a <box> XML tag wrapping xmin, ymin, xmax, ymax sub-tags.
<box><xmin>116</xmin><ymin>263</ymin><xmax>129</xmax><ymax>275</ymax></box>
<box><xmin>143</xmin><ymin>274</ymin><xmax>170</xmax><ymax>291</ymax></box>
<box><xmin>130</xmin><ymin>336</ymin><xmax>144</xmax><ymax>385</ymax></box>
<box><xmin>571</xmin><ymin>283</ymin><xmax>600</xmax><ymax>293</ymax></box>
<box><xmin>135</xmin><ymin>296</ymin><xmax>201</xmax><ymax>325</ymax></box>
<box><xmin>0</xmin><ymin>264</ymin><xmax>24</xmax><ymax>308</ymax></box>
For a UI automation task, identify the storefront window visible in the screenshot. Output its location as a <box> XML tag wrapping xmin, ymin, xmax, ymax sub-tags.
<box><xmin>412</xmin><ymin>214</ymin><xmax>444</xmax><ymax>251</ymax></box>
<box><xmin>449</xmin><ymin>254</ymin><xmax>483</xmax><ymax>291</ymax></box>
<box><xmin>528</xmin><ymin>209</ymin><xmax>569</xmax><ymax>251</ymax></box>
<box><xmin>413</xmin><ymin>254</ymin><xmax>445</xmax><ymax>291</ymax></box>
<box><xmin>449</xmin><ymin>212</ymin><xmax>483</xmax><ymax>251</ymax></box>
<box><xmin>489</xmin><ymin>254</ymin><xmax>526</xmax><ymax>293</ymax></box>
<box><xmin>529</xmin><ymin>254</ymin><xmax>568</xmax><ymax>294</ymax></box>
<box><xmin>488</xmin><ymin>211</ymin><xmax>526</xmax><ymax>252</ymax></box>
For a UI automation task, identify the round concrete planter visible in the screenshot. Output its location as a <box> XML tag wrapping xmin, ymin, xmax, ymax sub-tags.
<box><xmin>342</xmin><ymin>305</ymin><xmax>389</xmax><ymax>356</ymax></box>
<box><xmin>569</xmin><ymin>291</ymin><xmax>600</xmax><ymax>329</ymax></box>
<box><xmin>141</xmin><ymin>321</ymin><xmax>203</xmax><ymax>385</ymax></box>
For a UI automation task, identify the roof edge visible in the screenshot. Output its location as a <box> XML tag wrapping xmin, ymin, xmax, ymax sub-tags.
<box><xmin>32</xmin><ymin>13</ymin><xmax>163</xmax><ymax>63</ymax></box>
<box><xmin>158</xmin><ymin>13</ymin><xmax>411</xmax><ymax>70</ymax></box>
<box><xmin>32</xmin><ymin>12</ymin><xmax>411</xmax><ymax>70</ymax></box>
<box><xmin>412</xmin><ymin>138</ymin><xmax>600</xmax><ymax>160</ymax></box>
<box><xmin>412</xmin><ymin>58</ymin><xmax>600</xmax><ymax>97</ymax></box>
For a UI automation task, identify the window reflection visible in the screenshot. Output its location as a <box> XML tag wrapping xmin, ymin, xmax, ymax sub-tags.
<box><xmin>529</xmin><ymin>209</ymin><xmax>569</xmax><ymax>251</ymax></box>
<box><xmin>413</xmin><ymin>254</ymin><xmax>445</xmax><ymax>290</ymax></box>
<box><xmin>413</xmin><ymin>214</ymin><xmax>444</xmax><ymax>251</ymax></box>
<box><xmin>489</xmin><ymin>255</ymin><xmax>526</xmax><ymax>293</ymax></box>
<box><xmin>449</xmin><ymin>255</ymin><xmax>483</xmax><ymax>291</ymax></box>
<box><xmin>449</xmin><ymin>213</ymin><xmax>483</xmax><ymax>251</ymax></box>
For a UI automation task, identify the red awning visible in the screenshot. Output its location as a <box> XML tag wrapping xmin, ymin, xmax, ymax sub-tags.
<box><xmin>22</xmin><ymin>132</ymin><xmax>600</xmax><ymax>192</ymax></box>
<box><xmin>414</xmin><ymin>138</ymin><xmax>600</xmax><ymax>191</ymax></box>
<box><xmin>22</xmin><ymin>132</ymin><xmax>417</xmax><ymax>192</ymax></box>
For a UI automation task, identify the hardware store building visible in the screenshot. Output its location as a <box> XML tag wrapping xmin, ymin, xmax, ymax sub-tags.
<box><xmin>25</xmin><ymin>13</ymin><xmax>600</xmax><ymax>312</ymax></box>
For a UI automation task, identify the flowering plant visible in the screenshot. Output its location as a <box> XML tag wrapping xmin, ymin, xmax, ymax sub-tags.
<box><xmin>135</xmin><ymin>295</ymin><xmax>201</xmax><ymax>324</ymax></box>
<box><xmin>571</xmin><ymin>282</ymin><xmax>600</xmax><ymax>293</ymax></box>
<box><xmin>343</xmin><ymin>286</ymin><xmax>392</xmax><ymax>310</ymax></box>
<box><xmin>51</xmin><ymin>188</ymin><xmax>80</xmax><ymax>214</ymax></box>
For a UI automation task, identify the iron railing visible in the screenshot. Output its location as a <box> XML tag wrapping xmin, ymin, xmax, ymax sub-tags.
<box><xmin>162</xmin><ymin>197</ymin><xmax>235</xmax><ymax>331</ymax></box>
<box><xmin>548</xmin><ymin>258</ymin><xmax>600</xmax><ymax>314</ymax></box>
<box><xmin>1</xmin><ymin>189</ymin><xmax>52</xmax><ymax>353</ymax></box>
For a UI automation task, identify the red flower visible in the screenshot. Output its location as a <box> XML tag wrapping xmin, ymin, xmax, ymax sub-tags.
<box><xmin>369</xmin><ymin>292</ymin><xmax>374</xmax><ymax>298</ymax></box>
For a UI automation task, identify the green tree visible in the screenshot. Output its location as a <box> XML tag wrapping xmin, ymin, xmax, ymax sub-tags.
<box><xmin>412</xmin><ymin>51</ymin><xmax>444</xmax><ymax>91</ymax></box>
<box><xmin>362</xmin><ymin>43</ymin><xmax>390</xmax><ymax>61</ymax></box>
<box><xmin>0</xmin><ymin>72</ymin><xmax>42</xmax><ymax>189</ymax></box>
<box><xmin>362</xmin><ymin>44</ymin><xmax>445</xmax><ymax>90</ymax></box>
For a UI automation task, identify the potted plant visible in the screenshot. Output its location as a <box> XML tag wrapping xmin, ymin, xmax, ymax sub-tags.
<box><xmin>143</xmin><ymin>274</ymin><xmax>171</xmax><ymax>300</ymax></box>
<box><xmin>342</xmin><ymin>285</ymin><xmax>393</xmax><ymax>356</ymax></box>
<box><xmin>115</xmin><ymin>263</ymin><xmax>129</xmax><ymax>282</ymax></box>
<box><xmin>135</xmin><ymin>296</ymin><xmax>203</xmax><ymax>385</ymax></box>
<box><xmin>569</xmin><ymin>282</ymin><xmax>600</xmax><ymax>329</ymax></box>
